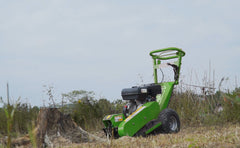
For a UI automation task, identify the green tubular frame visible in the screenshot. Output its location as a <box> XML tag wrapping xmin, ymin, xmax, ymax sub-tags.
<box><xmin>150</xmin><ymin>47</ymin><xmax>185</xmax><ymax>112</ymax></box>
<box><xmin>149</xmin><ymin>47</ymin><xmax>185</xmax><ymax>85</ymax></box>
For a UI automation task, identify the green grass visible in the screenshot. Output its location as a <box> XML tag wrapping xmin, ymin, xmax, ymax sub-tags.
<box><xmin>27</xmin><ymin>122</ymin><xmax>37</xmax><ymax>148</ymax></box>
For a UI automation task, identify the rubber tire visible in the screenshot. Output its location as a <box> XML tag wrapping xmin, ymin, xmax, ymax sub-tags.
<box><xmin>158</xmin><ymin>108</ymin><xmax>180</xmax><ymax>133</ymax></box>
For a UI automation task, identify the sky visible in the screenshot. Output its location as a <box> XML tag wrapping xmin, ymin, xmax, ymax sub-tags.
<box><xmin>0</xmin><ymin>0</ymin><xmax>240</xmax><ymax>106</ymax></box>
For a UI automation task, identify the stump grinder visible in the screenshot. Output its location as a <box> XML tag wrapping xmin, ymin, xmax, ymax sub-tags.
<box><xmin>103</xmin><ymin>47</ymin><xmax>185</xmax><ymax>138</ymax></box>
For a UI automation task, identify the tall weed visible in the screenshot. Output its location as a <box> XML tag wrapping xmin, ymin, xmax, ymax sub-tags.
<box><xmin>0</xmin><ymin>97</ymin><xmax>20</xmax><ymax>148</ymax></box>
<box><xmin>169</xmin><ymin>88</ymin><xmax>240</xmax><ymax>127</ymax></box>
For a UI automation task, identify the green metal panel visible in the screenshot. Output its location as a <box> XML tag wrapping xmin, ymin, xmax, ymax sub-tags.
<box><xmin>118</xmin><ymin>101</ymin><xmax>160</xmax><ymax>137</ymax></box>
<box><xmin>156</xmin><ymin>82</ymin><xmax>175</xmax><ymax>111</ymax></box>
<box><xmin>103</xmin><ymin>113</ymin><xmax>125</xmax><ymax>127</ymax></box>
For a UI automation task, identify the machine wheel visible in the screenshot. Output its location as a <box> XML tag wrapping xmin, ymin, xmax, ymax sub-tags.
<box><xmin>158</xmin><ymin>108</ymin><xmax>180</xmax><ymax>133</ymax></box>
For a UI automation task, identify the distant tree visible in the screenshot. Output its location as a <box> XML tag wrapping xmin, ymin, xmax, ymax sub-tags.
<box><xmin>97</xmin><ymin>98</ymin><xmax>112</xmax><ymax>116</ymax></box>
<box><xmin>62</xmin><ymin>90</ymin><xmax>95</xmax><ymax>104</ymax></box>
<box><xmin>112</xmin><ymin>99</ymin><xmax>125</xmax><ymax>113</ymax></box>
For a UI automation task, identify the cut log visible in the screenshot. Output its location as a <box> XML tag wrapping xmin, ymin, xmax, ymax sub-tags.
<box><xmin>10</xmin><ymin>108</ymin><xmax>105</xmax><ymax>148</ymax></box>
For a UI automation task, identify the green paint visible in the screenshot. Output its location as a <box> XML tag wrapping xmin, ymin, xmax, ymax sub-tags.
<box><xmin>156</xmin><ymin>82</ymin><xmax>175</xmax><ymax>111</ymax></box>
<box><xmin>103</xmin><ymin>113</ymin><xmax>125</xmax><ymax>127</ymax></box>
<box><xmin>118</xmin><ymin>102</ymin><xmax>160</xmax><ymax>137</ymax></box>
<box><xmin>149</xmin><ymin>47</ymin><xmax>185</xmax><ymax>84</ymax></box>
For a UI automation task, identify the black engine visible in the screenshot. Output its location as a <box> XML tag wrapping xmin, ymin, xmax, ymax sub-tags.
<box><xmin>121</xmin><ymin>83</ymin><xmax>161</xmax><ymax>117</ymax></box>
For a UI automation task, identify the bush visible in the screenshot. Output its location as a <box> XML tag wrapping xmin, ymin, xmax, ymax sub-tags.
<box><xmin>62</xmin><ymin>90</ymin><xmax>125</xmax><ymax>131</ymax></box>
<box><xmin>70</xmin><ymin>98</ymin><xmax>125</xmax><ymax>131</ymax></box>
<box><xmin>0</xmin><ymin>104</ymin><xmax>39</xmax><ymax>135</ymax></box>
<box><xmin>169</xmin><ymin>88</ymin><xmax>240</xmax><ymax>127</ymax></box>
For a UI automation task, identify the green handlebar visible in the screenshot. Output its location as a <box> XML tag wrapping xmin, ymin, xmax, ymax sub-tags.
<box><xmin>149</xmin><ymin>47</ymin><xmax>185</xmax><ymax>60</ymax></box>
<box><xmin>149</xmin><ymin>47</ymin><xmax>185</xmax><ymax>84</ymax></box>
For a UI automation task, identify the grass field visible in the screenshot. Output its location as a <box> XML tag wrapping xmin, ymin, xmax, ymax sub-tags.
<box><xmin>76</xmin><ymin>124</ymin><xmax>240</xmax><ymax>148</ymax></box>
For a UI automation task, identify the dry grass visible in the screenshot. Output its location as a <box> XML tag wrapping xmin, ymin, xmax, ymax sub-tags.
<box><xmin>1</xmin><ymin>119</ymin><xmax>239</xmax><ymax>148</ymax></box>
<box><xmin>67</xmin><ymin>124</ymin><xmax>240</xmax><ymax>148</ymax></box>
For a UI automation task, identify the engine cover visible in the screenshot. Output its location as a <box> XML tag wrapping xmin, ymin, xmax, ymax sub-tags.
<box><xmin>121</xmin><ymin>83</ymin><xmax>161</xmax><ymax>101</ymax></box>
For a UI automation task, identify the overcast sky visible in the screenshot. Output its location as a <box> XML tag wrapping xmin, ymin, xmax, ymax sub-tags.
<box><xmin>1</xmin><ymin>0</ymin><xmax>240</xmax><ymax>106</ymax></box>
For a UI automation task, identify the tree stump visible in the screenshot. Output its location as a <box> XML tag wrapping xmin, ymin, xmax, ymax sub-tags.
<box><xmin>12</xmin><ymin>108</ymin><xmax>93</xmax><ymax>148</ymax></box>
